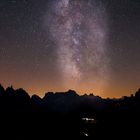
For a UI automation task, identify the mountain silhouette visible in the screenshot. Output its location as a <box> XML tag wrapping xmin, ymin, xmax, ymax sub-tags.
<box><xmin>0</xmin><ymin>84</ymin><xmax>140</xmax><ymax>139</ymax></box>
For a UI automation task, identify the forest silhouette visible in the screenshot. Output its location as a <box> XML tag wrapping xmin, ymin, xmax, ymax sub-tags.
<box><xmin>0</xmin><ymin>84</ymin><xmax>140</xmax><ymax>139</ymax></box>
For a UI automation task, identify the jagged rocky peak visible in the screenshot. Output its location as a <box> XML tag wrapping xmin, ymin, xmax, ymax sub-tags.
<box><xmin>135</xmin><ymin>88</ymin><xmax>140</xmax><ymax>98</ymax></box>
<box><xmin>0</xmin><ymin>84</ymin><xmax>5</xmax><ymax>93</ymax></box>
<box><xmin>66</xmin><ymin>89</ymin><xmax>79</xmax><ymax>97</ymax></box>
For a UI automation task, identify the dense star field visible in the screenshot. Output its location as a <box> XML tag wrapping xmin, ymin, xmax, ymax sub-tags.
<box><xmin>44</xmin><ymin>0</ymin><xmax>109</xmax><ymax>94</ymax></box>
<box><xmin>0</xmin><ymin>0</ymin><xmax>140</xmax><ymax>97</ymax></box>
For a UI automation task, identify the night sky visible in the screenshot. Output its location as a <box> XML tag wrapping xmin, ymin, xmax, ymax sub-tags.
<box><xmin>0</xmin><ymin>0</ymin><xmax>140</xmax><ymax>98</ymax></box>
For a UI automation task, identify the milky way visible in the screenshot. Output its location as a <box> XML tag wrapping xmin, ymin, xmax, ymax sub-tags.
<box><xmin>0</xmin><ymin>0</ymin><xmax>140</xmax><ymax>97</ymax></box>
<box><xmin>44</xmin><ymin>0</ymin><xmax>109</xmax><ymax>94</ymax></box>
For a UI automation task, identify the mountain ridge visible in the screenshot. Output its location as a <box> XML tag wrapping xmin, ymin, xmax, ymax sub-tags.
<box><xmin>0</xmin><ymin>84</ymin><xmax>140</xmax><ymax>139</ymax></box>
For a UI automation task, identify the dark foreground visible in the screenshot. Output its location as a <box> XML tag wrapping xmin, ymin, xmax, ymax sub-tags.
<box><xmin>0</xmin><ymin>85</ymin><xmax>140</xmax><ymax>139</ymax></box>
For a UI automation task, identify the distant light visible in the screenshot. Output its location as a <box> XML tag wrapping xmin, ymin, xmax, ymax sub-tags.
<box><xmin>82</xmin><ymin>117</ymin><xmax>95</xmax><ymax>121</ymax></box>
<box><xmin>82</xmin><ymin>117</ymin><xmax>96</xmax><ymax>124</ymax></box>
<box><xmin>83</xmin><ymin>132</ymin><xmax>89</xmax><ymax>137</ymax></box>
